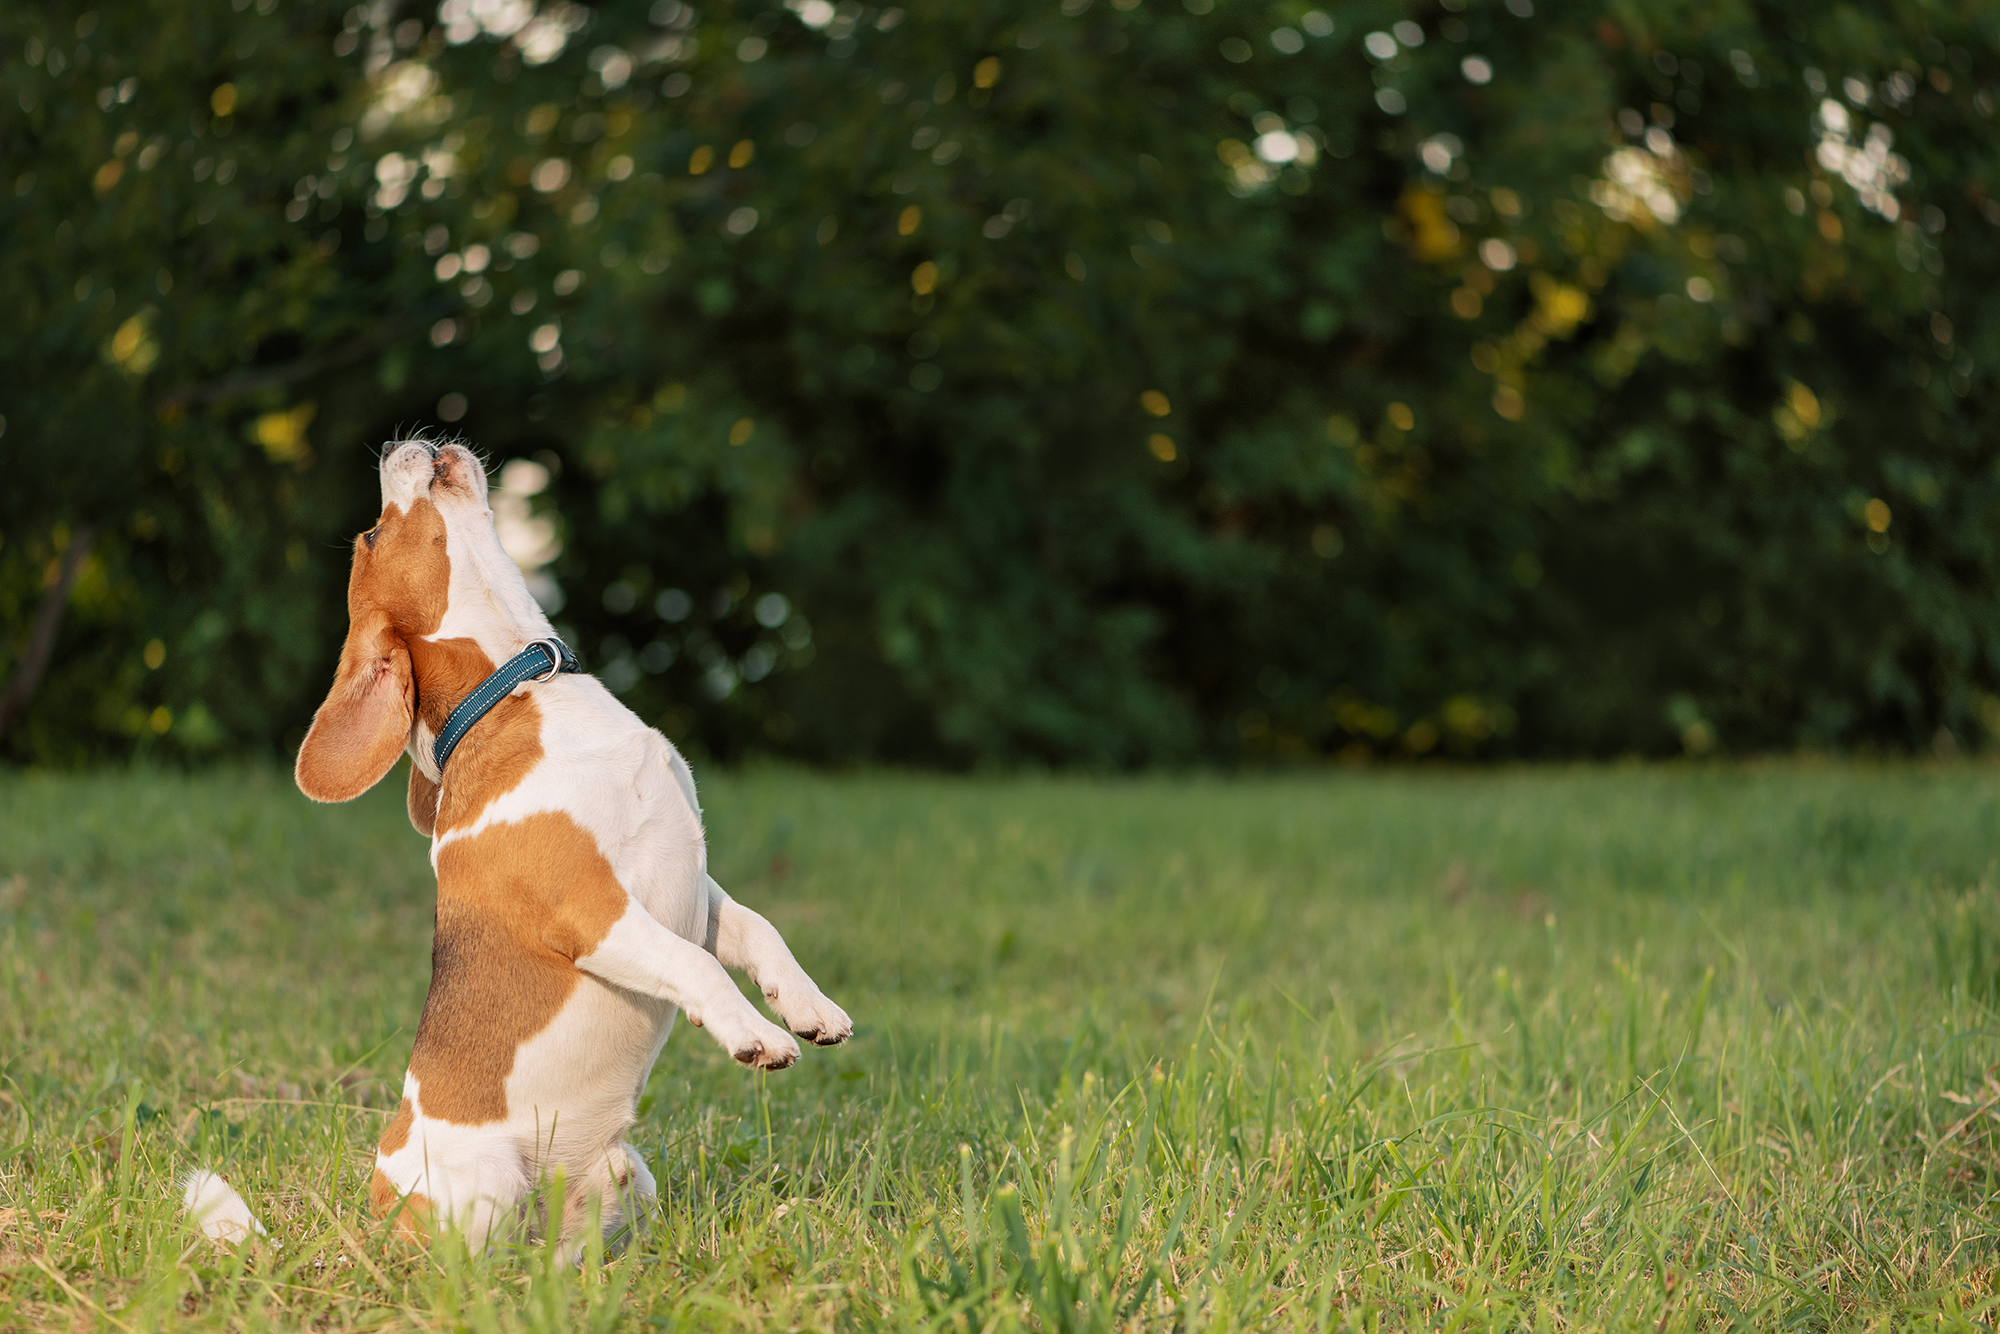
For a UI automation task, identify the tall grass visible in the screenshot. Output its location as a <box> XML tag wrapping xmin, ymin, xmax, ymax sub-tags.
<box><xmin>3</xmin><ymin>763</ymin><xmax>1999</xmax><ymax>1329</ymax></box>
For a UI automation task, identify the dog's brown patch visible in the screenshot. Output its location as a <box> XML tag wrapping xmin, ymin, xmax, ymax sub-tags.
<box><xmin>434</xmin><ymin>692</ymin><xmax>543</xmax><ymax>833</ymax></box>
<box><xmin>408</xmin><ymin>814</ymin><xmax>629</xmax><ymax>1125</ymax></box>
<box><xmin>379</xmin><ymin>1097</ymin><xmax>414</xmax><ymax>1156</ymax></box>
<box><xmin>372</xmin><ymin>1099</ymin><xmax>426</xmax><ymax>1238</ymax></box>
<box><xmin>370</xmin><ymin>1169</ymin><xmax>431</xmax><ymax>1239</ymax></box>
<box><xmin>361</xmin><ymin>498</ymin><xmax>451</xmax><ymax>639</ymax></box>
<box><xmin>402</xmin><ymin>635</ymin><xmax>546</xmax><ymax>835</ymax></box>
<box><xmin>410</xmin><ymin>636</ymin><xmax>496</xmax><ymax>737</ymax></box>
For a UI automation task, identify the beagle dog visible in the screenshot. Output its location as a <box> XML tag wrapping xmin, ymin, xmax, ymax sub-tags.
<box><xmin>291</xmin><ymin>439</ymin><xmax>850</xmax><ymax>1255</ymax></box>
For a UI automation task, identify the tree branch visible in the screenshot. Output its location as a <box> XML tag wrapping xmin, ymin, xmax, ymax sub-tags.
<box><xmin>153</xmin><ymin>300</ymin><xmax>456</xmax><ymax>411</ymax></box>
<box><xmin>0</xmin><ymin>524</ymin><xmax>101</xmax><ymax>746</ymax></box>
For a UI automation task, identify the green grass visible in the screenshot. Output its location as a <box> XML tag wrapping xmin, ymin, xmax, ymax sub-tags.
<box><xmin>5</xmin><ymin>763</ymin><xmax>2000</xmax><ymax>1330</ymax></box>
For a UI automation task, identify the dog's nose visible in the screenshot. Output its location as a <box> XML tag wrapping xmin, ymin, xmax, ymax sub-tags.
<box><xmin>386</xmin><ymin>441</ymin><xmax>433</xmax><ymax>471</ymax></box>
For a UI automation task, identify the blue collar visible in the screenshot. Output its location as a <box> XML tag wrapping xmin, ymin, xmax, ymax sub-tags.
<box><xmin>430</xmin><ymin>637</ymin><xmax>581</xmax><ymax>772</ymax></box>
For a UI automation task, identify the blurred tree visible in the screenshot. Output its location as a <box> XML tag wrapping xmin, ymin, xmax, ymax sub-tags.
<box><xmin>0</xmin><ymin>0</ymin><xmax>409</xmax><ymax>759</ymax></box>
<box><xmin>3</xmin><ymin>0</ymin><xmax>1996</xmax><ymax>766</ymax></box>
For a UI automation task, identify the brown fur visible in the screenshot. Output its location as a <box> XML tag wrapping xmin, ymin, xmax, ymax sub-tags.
<box><xmin>434</xmin><ymin>693</ymin><xmax>543</xmax><ymax>834</ymax></box>
<box><xmin>406</xmin><ymin>634</ymin><xmax>547</xmax><ymax>836</ymax></box>
<box><xmin>407</xmin><ymin>813</ymin><xmax>629</xmax><ymax>1125</ymax></box>
<box><xmin>358</xmin><ymin>498</ymin><xmax>451</xmax><ymax>637</ymax></box>
<box><xmin>410</xmin><ymin>636</ymin><xmax>497</xmax><ymax>736</ymax></box>
<box><xmin>380</xmin><ymin>1098</ymin><xmax>415</xmax><ymax>1155</ymax></box>
<box><xmin>370</xmin><ymin>1168</ymin><xmax>431</xmax><ymax>1238</ymax></box>
<box><xmin>400</xmin><ymin>634</ymin><xmax>542</xmax><ymax>837</ymax></box>
<box><xmin>372</xmin><ymin>1102</ymin><xmax>417</xmax><ymax>1230</ymax></box>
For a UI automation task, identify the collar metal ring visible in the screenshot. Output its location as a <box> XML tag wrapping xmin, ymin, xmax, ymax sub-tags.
<box><xmin>527</xmin><ymin>637</ymin><xmax>565</xmax><ymax>683</ymax></box>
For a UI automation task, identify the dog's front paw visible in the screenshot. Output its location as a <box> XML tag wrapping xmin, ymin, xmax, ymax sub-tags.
<box><xmin>697</xmin><ymin>1005</ymin><xmax>800</xmax><ymax>1070</ymax></box>
<box><xmin>734</xmin><ymin>1023</ymin><xmax>799</xmax><ymax>1070</ymax></box>
<box><xmin>766</xmin><ymin>983</ymin><xmax>853</xmax><ymax>1047</ymax></box>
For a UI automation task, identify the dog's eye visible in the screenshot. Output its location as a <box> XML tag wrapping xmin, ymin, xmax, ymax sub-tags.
<box><xmin>363</xmin><ymin>528</ymin><xmax>379</xmax><ymax>549</ymax></box>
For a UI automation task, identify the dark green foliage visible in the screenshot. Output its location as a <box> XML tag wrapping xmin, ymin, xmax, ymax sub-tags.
<box><xmin>2</xmin><ymin>0</ymin><xmax>1996</xmax><ymax>765</ymax></box>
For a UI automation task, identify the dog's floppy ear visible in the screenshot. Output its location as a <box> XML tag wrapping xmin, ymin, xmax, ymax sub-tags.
<box><xmin>296</xmin><ymin>609</ymin><xmax>415</xmax><ymax>803</ymax></box>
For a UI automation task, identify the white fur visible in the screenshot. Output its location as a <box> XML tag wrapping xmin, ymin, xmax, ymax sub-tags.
<box><xmin>182</xmin><ymin>1170</ymin><xmax>265</xmax><ymax>1243</ymax></box>
<box><xmin>364</xmin><ymin>442</ymin><xmax>851</xmax><ymax>1260</ymax></box>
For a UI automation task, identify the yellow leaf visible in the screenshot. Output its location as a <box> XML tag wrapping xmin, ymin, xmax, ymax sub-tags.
<box><xmin>1398</xmin><ymin>186</ymin><xmax>1460</xmax><ymax>263</ymax></box>
<box><xmin>1787</xmin><ymin>381</ymin><xmax>1821</xmax><ymax>429</ymax></box>
<box><xmin>107</xmin><ymin>313</ymin><xmax>159</xmax><ymax>376</ymax></box>
<box><xmin>254</xmin><ymin>403</ymin><xmax>318</xmax><ymax>464</ymax></box>
<box><xmin>1529</xmin><ymin>273</ymin><xmax>1592</xmax><ymax>338</ymax></box>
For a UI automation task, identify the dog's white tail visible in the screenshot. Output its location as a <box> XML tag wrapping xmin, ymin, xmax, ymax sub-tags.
<box><xmin>181</xmin><ymin>1169</ymin><xmax>266</xmax><ymax>1243</ymax></box>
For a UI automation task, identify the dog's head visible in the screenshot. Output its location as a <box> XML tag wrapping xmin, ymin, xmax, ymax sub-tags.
<box><xmin>295</xmin><ymin>439</ymin><xmax>547</xmax><ymax>804</ymax></box>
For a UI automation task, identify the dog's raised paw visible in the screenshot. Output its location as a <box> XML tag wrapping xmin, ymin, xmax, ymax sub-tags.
<box><xmin>716</xmin><ymin>1010</ymin><xmax>801</xmax><ymax>1070</ymax></box>
<box><xmin>734</xmin><ymin>1032</ymin><xmax>800</xmax><ymax>1070</ymax></box>
<box><xmin>780</xmin><ymin>991</ymin><xmax>853</xmax><ymax>1047</ymax></box>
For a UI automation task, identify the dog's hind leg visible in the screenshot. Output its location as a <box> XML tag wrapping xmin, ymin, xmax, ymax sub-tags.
<box><xmin>704</xmin><ymin>877</ymin><xmax>852</xmax><ymax>1047</ymax></box>
<box><xmin>554</xmin><ymin>1143</ymin><xmax>656</xmax><ymax>1263</ymax></box>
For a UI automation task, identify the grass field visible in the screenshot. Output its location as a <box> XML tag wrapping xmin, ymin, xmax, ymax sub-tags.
<box><xmin>4</xmin><ymin>763</ymin><xmax>2000</xmax><ymax>1330</ymax></box>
